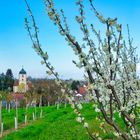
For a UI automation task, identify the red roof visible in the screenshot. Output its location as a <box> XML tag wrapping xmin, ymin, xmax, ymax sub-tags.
<box><xmin>27</xmin><ymin>82</ymin><xmax>32</xmax><ymax>89</ymax></box>
<box><xmin>11</xmin><ymin>93</ymin><xmax>24</xmax><ymax>100</ymax></box>
<box><xmin>78</xmin><ymin>87</ymin><xmax>86</xmax><ymax>95</ymax></box>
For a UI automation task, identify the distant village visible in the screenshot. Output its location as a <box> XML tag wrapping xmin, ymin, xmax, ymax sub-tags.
<box><xmin>0</xmin><ymin>68</ymin><xmax>89</xmax><ymax>107</ymax></box>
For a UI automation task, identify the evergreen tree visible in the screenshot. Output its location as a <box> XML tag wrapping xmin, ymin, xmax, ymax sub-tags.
<box><xmin>71</xmin><ymin>80</ymin><xmax>80</xmax><ymax>91</ymax></box>
<box><xmin>0</xmin><ymin>73</ymin><xmax>6</xmax><ymax>91</ymax></box>
<box><xmin>6</xmin><ymin>69</ymin><xmax>13</xmax><ymax>79</ymax></box>
<box><xmin>5</xmin><ymin>69</ymin><xmax>14</xmax><ymax>92</ymax></box>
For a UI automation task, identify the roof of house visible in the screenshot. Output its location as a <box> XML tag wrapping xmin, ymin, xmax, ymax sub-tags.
<box><xmin>11</xmin><ymin>93</ymin><xmax>24</xmax><ymax>100</ymax></box>
<box><xmin>27</xmin><ymin>82</ymin><xmax>32</xmax><ymax>88</ymax></box>
<box><xmin>78</xmin><ymin>87</ymin><xmax>86</xmax><ymax>95</ymax></box>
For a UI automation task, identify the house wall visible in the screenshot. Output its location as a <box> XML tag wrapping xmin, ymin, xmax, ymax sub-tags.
<box><xmin>13</xmin><ymin>86</ymin><xmax>18</xmax><ymax>93</ymax></box>
<box><xmin>19</xmin><ymin>74</ymin><xmax>27</xmax><ymax>92</ymax></box>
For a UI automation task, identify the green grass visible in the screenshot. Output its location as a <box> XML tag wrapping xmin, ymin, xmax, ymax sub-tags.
<box><xmin>1</xmin><ymin>107</ymin><xmax>42</xmax><ymax>131</ymax></box>
<box><xmin>1</xmin><ymin>104</ymin><xmax>122</xmax><ymax>140</ymax></box>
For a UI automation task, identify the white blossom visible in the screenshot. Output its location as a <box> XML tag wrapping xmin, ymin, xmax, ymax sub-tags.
<box><xmin>110</xmin><ymin>80</ymin><xmax>115</xmax><ymax>86</ymax></box>
<box><xmin>120</xmin><ymin>106</ymin><xmax>125</xmax><ymax>112</ymax></box>
<box><xmin>83</xmin><ymin>122</ymin><xmax>89</xmax><ymax>128</ymax></box>
<box><xmin>76</xmin><ymin>117</ymin><xmax>82</xmax><ymax>123</ymax></box>
<box><xmin>77</xmin><ymin>103</ymin><xmax>83</xmax><ymax>110</ymax></box>
<box><xmin>95</xmin><ymin>108</ymin><xmax>100</xmax><ymax>113</ymax></box>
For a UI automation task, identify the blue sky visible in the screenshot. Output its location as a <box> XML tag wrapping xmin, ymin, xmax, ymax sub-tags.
<box><xmin>0</xmin><ymin>0</ymin><xmax>140</xmax><ymax>79</ymax></box>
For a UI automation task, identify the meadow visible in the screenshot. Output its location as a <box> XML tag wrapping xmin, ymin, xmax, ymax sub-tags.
<box><xmin>0</xmin><ymin>104</ymin><xmax>123</xmax><ymax>140</ymax></box>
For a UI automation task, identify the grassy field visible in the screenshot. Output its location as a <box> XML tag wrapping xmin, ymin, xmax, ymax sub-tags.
<box><xmin>0</xmin><ymin>104</ymin><xmax>121</xmax><ymax>140</ymax></box>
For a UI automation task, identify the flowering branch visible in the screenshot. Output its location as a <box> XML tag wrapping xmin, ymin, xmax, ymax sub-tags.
<box><xmin>24</xmin><ymin>0</ymin><xmax>95</xmax><ymax>139</ymax></box>
<box><xmin>25</xmin><ymin>0</ymin><xmax>140</xmax><ymax>139</ymax></box>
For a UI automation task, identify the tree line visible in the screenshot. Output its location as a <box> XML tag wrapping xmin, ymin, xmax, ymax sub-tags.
<box><xmin>0</xmin><ymin>69</ymin><xmax>14</xmax><ymax>92</ymax></box>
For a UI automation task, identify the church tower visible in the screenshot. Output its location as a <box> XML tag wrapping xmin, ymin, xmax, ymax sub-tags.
<box><xmin>18</xmin><ymin>68</ymin><xmax>27</xmax><ymax>92</ymax></box>
<box><xmin>13</xmin><ymin>68</ymin><xmax>32</xmax><ymax>93</ymax></box>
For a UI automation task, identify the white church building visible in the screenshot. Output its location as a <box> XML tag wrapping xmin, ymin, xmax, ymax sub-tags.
<box><xmin>13</xmin><ymin>68</ymin><xmax>32</xmax><ymax>93</ymax></box>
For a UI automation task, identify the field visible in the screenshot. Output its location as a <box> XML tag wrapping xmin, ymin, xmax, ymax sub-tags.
<box><xmin>0</xmin><ymin>104</ymin><xmax>122</xmax><ymax>140</ymax></box>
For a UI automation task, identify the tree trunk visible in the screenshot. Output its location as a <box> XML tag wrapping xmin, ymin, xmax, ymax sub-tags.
<box><xmin>33</xmin><ymin>112</ymin><xmax>35</xmax><ymax>121</ymax></box>
<box><xmin>0</xmin><ymin>101</ymin><xmax>2</xmax><ymax>137</ymax></box>
<box><xmin>25</xmin><ymin>115</ymin><xmax>27</xmax><ymax>125</ymax></box>
<box><xmin>40</xmin><ymin>109</ymin><xmax>43</xmax><ymax>118</ymax></box>
<box><xmin>48</xmin><ymin>101</ymin><xmax>50</xmax><ymax>107</ymax></box>
<box><xmin>15</xmin><ymin>99</ymin><xmax>18</xmax><ymax>129</ymax></box>
<box><xmin>0</xmin><ymin>122</ymin><xmax>3</xmax><ymax>137</ymax></box>
<box><xmin>57</xmin><ymin>103</ymin><xmax>59</xmax><ymax>110</ymax></box>
<box><xmin>8</xmin><ymin>103</ymin><xmax>10</xmax><ymax>113</ymax></box>
<box><xmin>15</xmin><ymin>117</ymin><xmax>18</xmax><ymax>130</ymax></box>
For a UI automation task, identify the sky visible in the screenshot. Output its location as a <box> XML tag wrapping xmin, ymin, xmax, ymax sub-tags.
<box><xmin>0</xmin><ymin>0</ymin><xmax>140</xmax><ymax>79</ymax></box>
